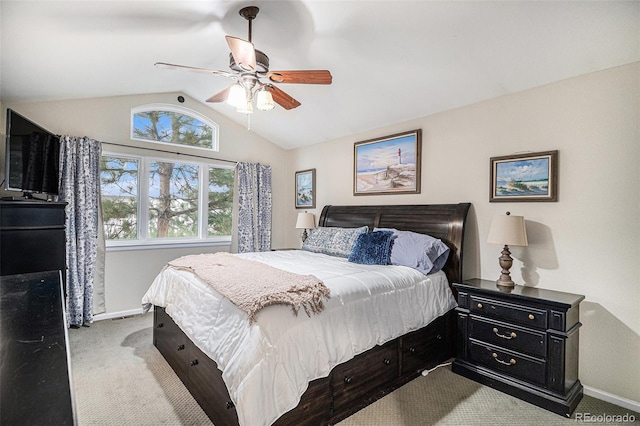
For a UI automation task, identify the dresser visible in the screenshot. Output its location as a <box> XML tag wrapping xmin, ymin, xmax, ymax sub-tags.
<box><xmin>452</xmin><ymin>278</ymin><xmax>584</xmax><ymax>417</ymax></box>
<box><xmin>0</xmin><ymin>200</ymin><xmax>67</xmax><ymax>286</ymax></box>
<box><xmin>0</xmin><ymin>271</ymin><xmax>76</xmax><ymax>425</ymax></box>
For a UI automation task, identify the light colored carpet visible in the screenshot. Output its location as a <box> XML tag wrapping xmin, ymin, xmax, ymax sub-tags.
<box><xmin>69</xmin><ymin>313</ymin><xmax>639</xmax><ymax>425</ymax></box>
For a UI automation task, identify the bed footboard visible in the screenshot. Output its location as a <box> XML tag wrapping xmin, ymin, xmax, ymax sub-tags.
<box><xmin>153</xmin><ymin>306</ymin><xmax>455</xmax><ymax>426</ymax></box>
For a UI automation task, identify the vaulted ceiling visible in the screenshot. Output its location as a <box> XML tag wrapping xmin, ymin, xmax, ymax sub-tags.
<box><xmin>1</xmin><ymin>1</ymin><xmax>638</xmax><ymax>149</ymax></box>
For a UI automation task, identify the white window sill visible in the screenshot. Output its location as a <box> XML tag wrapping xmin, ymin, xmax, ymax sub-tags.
<box><xmin>106</xmin><ymin>240</ymin><xmax>231</xmax><ymax>252</ymax></box>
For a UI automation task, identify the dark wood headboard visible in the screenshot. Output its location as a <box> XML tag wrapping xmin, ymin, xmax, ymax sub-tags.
<box><xmin>318</xmin><ymin>203</ymin><xmax>471</xmax><ymax>285</ymax></box>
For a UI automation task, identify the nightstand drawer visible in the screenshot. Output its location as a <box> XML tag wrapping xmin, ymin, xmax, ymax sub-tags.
<box><xmin>470</xmin><ymin>295</ymin><xmax>547</xmax><ymax>329</ymax></box>
<box><xmin>469</xmin><ymin>340</ymin><xmax>546</xmax><ymax>387</ymax></box>
<box><xmin>469</xmin><ymin>316</ymin><xmax>546</xmax><ymax>358</ymax></box>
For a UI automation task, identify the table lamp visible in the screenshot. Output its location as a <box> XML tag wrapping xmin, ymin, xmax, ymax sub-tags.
<box><xmin>295</xmin><ymin>212</ymin><xmax>315</xmax><ymax>242</ymax></box>
<box><xmin>487</xmin><ymin>211</ymin><xmax>528</xmax><ymax>288</ymax></box>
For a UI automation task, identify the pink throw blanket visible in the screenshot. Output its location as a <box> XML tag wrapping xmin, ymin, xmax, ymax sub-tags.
<box><xmin>167</xmin><ymin>252</ymin><xmax>330</xmax><ymax>324</ymax></box>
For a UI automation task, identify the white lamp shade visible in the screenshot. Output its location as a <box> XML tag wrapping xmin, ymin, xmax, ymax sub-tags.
<box><xmin>295</xmin><ymin>212</ymin><xmax>315</xmax><ymax>229</ymax></box>
<box><xmin>487</xmin><ymin>214</ymin><xmax>528</xmax><ymax>246</ymax></box>
<box><xmin>256</xmin><ymin>89</ymin><xmax>275</xmax><ymax>111</ymax></box>
<box><xmin>227</xmin><ymin>83</ymin><xmax>245</xmax><ymax>108</ymax></box>
<box><xmin>236</xmin><ymin>100</ymin><xmax>253</xmax><ymax>114</ymax></box>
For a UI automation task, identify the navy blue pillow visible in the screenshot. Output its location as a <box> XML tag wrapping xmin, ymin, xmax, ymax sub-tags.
<box><xmin>348</xmin><ymin>230</ymin><xmax>395</xmax><ymax>265</ymax></box>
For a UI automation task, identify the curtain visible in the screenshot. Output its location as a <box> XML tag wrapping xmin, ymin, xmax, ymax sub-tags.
<box><xmin>236</xmin><ymin>162</ymin><xmax>272</xmax><ymax>253</ymax></box>
<box><xmin>59</xmin><ymin>136</ymin><xmax>103</xmax><ymax>327</ymax></box>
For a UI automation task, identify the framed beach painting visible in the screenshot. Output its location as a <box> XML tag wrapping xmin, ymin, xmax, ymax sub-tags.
<box><xmin>490</xmin><ymin>150</ymin><xmax>558</xmax><ymax>202</ymax></box>
<box><xmin>295</xmin><ymin>168</ymin><xmax>316</xmax><ymax>208</ymax></box>
<box><xmin>353</xmin><ymin>129</ymin><xmax>421</xmax><ymax>195</ymax></box>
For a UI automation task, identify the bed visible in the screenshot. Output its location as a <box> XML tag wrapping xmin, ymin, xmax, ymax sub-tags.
<box><xmin>143</xmin><ymin>203</ymin><xmax>470</xmax><ymax>426</ymax></box>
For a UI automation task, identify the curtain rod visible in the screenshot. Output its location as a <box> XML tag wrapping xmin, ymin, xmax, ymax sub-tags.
<box><xmin>101</xmin><ymin>141</ymin><xmax>238</xmax><ymax>165</ymax></box>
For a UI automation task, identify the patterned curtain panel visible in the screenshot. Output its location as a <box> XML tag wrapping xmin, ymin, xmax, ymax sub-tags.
<box><xmin>236</xmin><ymin>162</ymin><xmax>272</xmax><ymax>253</ymax></box>
<box><xmin>59</xmin><ymin>136</ymin><xmax>102</xmax><ymax>327</ymax></box>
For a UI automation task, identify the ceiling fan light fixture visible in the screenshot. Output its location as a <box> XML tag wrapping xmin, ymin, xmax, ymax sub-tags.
<box><xmin>156</xmin><ymin>5</ymin><xmax>331</xmax><ymax>114</ymax></box>
<box><xmin>256</xmin><ymin>88</ymin><xmax>275</xmax><ymax>111</ymax></box>
<box><xmin>227</xmin><ymin>83</ymin><xmax>245</xmax><ymax>108</ymax></box>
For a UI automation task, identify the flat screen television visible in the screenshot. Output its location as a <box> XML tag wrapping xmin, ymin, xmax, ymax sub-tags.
<box><xmin>4</xmin><ymin>109</ymin><xmax>60</xmax><ymax>197</ymax></box>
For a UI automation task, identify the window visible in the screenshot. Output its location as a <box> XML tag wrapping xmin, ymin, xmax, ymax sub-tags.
<box><xmin>131</xmin><ymin>104</ymin><xmax>219</xmax><ymax>151</ymax></box>
<box><xmin>100</xmin><ymin>154</ymin><xmax>234</xmax><ymax>247</ymax></box>
<box><xmin>101</xmin><ymin>156</ymin><xmax>139</xmax><ymax>240</ymax></box>
<box><xmin>101</xmin><ymin>105</ymin><xmax>230</xmax><ymax>248</ymax></box>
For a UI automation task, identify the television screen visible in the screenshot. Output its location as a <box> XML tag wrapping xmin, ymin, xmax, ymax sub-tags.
<box><xmin>5</xmin><ymin>109</ymin><xmax>60</xmax><ymax>196</ymax></box>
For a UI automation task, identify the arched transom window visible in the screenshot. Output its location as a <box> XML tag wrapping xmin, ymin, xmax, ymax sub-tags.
<box><xmin>131</xmin><ymin>104</ymin><xmax>219</xmax><ymax>151</ymax></box>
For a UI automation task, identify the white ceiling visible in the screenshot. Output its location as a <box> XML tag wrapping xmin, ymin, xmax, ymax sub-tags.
<box><xmin>1</xmin><ymin>1</ymin><xmax>638</xmax><ymax>150</ymax></box>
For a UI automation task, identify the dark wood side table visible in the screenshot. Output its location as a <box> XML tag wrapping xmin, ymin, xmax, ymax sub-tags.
<box><xmin>0</xmin><ymin>200</ymin><xmax>67</xmax><ymax>288</ymax></box>
<box><xmin>452</xmin><ymin>278</ymin><xmax>584</xmax><ymax>417</ymax></box>
<box><xmin>0</xmin><ymin>271</ymin><xmax>76</xmax><ymax>425</ymax></box>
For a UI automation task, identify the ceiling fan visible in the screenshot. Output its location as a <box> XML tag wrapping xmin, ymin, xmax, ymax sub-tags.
<box><xmin>155</xmin><ymin>6</ymin><xmax>332</xmax><ymax>113</ymax></box>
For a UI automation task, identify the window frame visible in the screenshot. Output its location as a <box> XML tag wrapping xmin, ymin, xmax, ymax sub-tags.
<box><xmin>130</xmin><ymin>103</ymin><xmax>220</xmax><ymax>152</ymax></box>
<box><xmin>101</xmin><ymin>150</ymin><xmax>234</xmax><ymax>250</ymax></box>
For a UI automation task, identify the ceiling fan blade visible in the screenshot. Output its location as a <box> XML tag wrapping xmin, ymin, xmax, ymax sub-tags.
<box><xmin>206</xmin><ymin>85</ymin><xmax>232</xmax><ymax>103</ymax></box>
<box><xmin>267</xmin><ymin>86</ymin><xmax>301</xmax><ymax>110</ymax></box>
<box><xmin>155</xmin><ymin>62</ymin><xmax>232</xmax><ymax>78</ymax></box>
<box><xmin>225</xmin><ymin>36</ymin><xmax>256</xmax><ymax>72</ymax></box>
<box><xmin>266</xmin><ymin>70</ymin><xmax>332</xmax><ymax>85</ymax></box>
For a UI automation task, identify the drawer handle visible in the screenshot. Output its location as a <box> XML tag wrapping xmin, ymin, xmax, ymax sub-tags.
<box><xmin>383</xmin><ymin>358</ymin><xmax>391</xmax><ymax>365</ymax></box>
<box><xmin>177</xmin><ymin>344</ymin><xmax>185</xmax><ymax>351</ymax></box>
<box><xmin>529</xmin><ymin>314</ymin><xmax>535</xmax><ymax>320</ymax></box>
<box><xmin>477</xmin><ymin>303</ymin><xmax>483</xmax><ymax>309</ymax></box>
<box><xmin>157</xmin><ymin>323</ymin><xmax>164</xmax><ymax>328</ymax></box>
<box><xmin>344</xmin><ymin>376</ymin><xmax>353</xmax><ymax>384</ymax></box>
<box><xmin>492</xmin><ymin>328</ymin><xmax>517</xmax><ymax>340</ymax></box>
<box><xmin>409</xmin><ymin>347</ymin><xmax>416</xmax><ymax>354</ymax></box>
<box><xmin>190</xmin><ymin>359</ymin><xmax>199</xmax><ymax>367</ymax></box>
<box><xmin>492</xmin><ymin>352</ymin><xmax>516</xmax><ymax>366</ymax></box>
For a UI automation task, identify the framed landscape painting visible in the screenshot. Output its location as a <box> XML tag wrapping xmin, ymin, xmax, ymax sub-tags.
<box><xmin>295</xmin><ymin>169</ymin><xmax>316</xmax><ymax>208</ymax></box>
<box><xmin>490</xmin><ymin>150</ymin><xmax>558</xmax><ymax>202</ymax></box>
<box><xmin>353</xmin><ymin>129</ymin><xmax>421</xmax><ymax>195</ymax></box>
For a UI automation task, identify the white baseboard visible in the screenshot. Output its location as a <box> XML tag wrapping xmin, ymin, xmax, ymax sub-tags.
<box><xmin>583</xmin><ymin>385</ymin><xmax>640</xmax><ymax>413</ymax></box>
<box><xmin>92</xmin><ymin>307</ymin><xmax>151</xmax><ymax>321</ymax></box>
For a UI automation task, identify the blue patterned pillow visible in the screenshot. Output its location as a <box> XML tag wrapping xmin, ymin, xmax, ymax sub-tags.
<box><xmin>302</xmin><ymin>226</ymin><xmax>368</xmax><ymax>258</ymax></box>
<box><xmin>348</xmin><ymin>230</ymin><xmax>395</xmax><ymax>265</ymax></box>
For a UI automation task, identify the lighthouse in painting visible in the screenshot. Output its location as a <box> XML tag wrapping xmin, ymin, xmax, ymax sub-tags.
<box><xmin>398</xmin><ymin>148</ymin><xmax>402</xmax><ymax>165</ymax></box>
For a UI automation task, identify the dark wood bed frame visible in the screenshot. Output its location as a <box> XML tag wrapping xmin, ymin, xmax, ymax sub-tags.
<box><xmin>153</xmin><ymin>203</ymin><xmax>471</xmax><ymax>426</ymax></box>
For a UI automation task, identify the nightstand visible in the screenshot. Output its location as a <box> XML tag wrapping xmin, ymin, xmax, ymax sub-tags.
<box><xmin>452</xmin><ymin>278</ymin><xmax>585</xmax><ymax>417</ymax></box>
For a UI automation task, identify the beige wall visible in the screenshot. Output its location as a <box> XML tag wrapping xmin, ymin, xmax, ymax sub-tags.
<box><xmin>0</xmin><ymin>92</ymin><xmax>289</xmax><ymax>315</ymax></box>
<box><xmin>1</xmin><ymin>63</ymin><xmax>638</xmax><ymax>405</ymax></box>
<box><xmin>285</xmin><ymin>63</ymin><xmax>640</xmax><ymax>404</ymax></box>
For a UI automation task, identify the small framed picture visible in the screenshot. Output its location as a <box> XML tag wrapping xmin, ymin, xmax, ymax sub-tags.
<box><xmin>490</xmin><ymin>150</ymin><xmax>558</xmax><ymax>202</ymax></box>
<box><xmin>353</xmin><ymin>129</ymin><xmax>421</xmax><ymax>195</ymax></box>
<box><xmin>295</xmin><ymin>169</ymin><xmax>316</xmax><ymax>209</ymax></box>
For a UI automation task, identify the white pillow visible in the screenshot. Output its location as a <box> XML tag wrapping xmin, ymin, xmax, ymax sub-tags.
<box><xmin>374</xmin><ymin>228</ymin><xmax>450</xmax><ymax>274</ymax></box>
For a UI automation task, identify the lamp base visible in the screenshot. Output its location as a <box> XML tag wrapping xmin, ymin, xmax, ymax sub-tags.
<box><xmin>496</xmin><ymin>277</ymin><xmax>515</xmax><ymax>288</ymax></box>
<box><xmin>496</xmin><ymin>244</ymin><xmax>516</xmax><ymax>288</ymax></box>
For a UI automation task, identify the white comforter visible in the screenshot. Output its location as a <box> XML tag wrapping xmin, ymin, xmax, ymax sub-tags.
<box><xmin>142</xmin><ymin>250</ymin><xmax>457</xmax><ymax>426</ymax></box>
